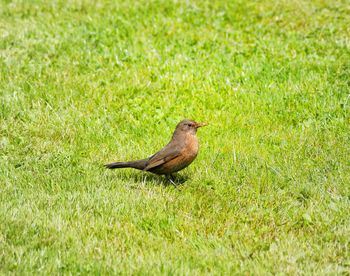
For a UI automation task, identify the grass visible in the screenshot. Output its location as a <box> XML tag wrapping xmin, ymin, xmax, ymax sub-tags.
<box><xmin>0</xmin><ymin>0</ymin><xmax>349</xmax><ymax>274</ymax></box>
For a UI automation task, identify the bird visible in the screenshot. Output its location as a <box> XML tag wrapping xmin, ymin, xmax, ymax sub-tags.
<box><xmin>105</xmin><ymin>119</ymin><xmax>207</xmax><ymax>182</ymax></box>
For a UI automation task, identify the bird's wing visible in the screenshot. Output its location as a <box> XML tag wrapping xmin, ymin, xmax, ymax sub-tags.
<box><xmin>144</xmin><ymin>144</ymin><xmax>181</xmax><ymax>171</ymax></box>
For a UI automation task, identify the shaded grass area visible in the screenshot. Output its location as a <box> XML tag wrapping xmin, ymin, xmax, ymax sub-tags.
<box><xmin>1</xmin><ymin>0</ymin><xmax>349</xmax><ymax>274</ymax></box>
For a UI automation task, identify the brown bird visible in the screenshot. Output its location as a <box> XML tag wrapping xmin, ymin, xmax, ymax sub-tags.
<box><xmin>105</xmin><ymin>119</ymin><xmax>207</xmax><ymax>182</ymax></box>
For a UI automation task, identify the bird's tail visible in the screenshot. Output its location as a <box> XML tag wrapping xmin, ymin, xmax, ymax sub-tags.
<box><xmin>105</xmin><ymin>159</ymin><xmax>148</xmax><ymax>170</ymax></box>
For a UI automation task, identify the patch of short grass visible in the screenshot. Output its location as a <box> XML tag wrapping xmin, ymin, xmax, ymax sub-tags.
<box><xmin>1</xmin><ymin>0</ymin><xmax>349</xmax><ymax>274</ymax></box>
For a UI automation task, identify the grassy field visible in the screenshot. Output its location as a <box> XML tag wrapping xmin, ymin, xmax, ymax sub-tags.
<box><xmin>1</xmin><ymin>0</ymin><xmax>349</xmax><ymax>274</ymax></box>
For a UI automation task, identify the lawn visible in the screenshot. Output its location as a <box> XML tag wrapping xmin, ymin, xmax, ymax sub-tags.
<box><xmin>1</xmin><ymin>0</ymin><xmax>349</xmax><ymax>274</ymax></box>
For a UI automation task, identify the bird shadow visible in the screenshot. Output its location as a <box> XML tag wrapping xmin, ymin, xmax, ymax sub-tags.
<box><xmin>113</xmin><ymin>171</ymin><xmax>189</xmax><ymax>188</ymax></box>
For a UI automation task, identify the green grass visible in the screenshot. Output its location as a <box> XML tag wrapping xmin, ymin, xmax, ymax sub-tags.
<box><xmin>1</xmin><ymin>0</ymin><xmax>349</xmax><ymax>274</ymax></box>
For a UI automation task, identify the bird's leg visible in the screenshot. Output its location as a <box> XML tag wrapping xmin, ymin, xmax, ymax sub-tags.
<box><xmin>166</xmin><ymin>174</ymin><xmax>177</xmax><ymax>187</ymax></box>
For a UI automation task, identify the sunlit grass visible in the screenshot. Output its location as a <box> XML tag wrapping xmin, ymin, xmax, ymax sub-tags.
<box><xmin>1</xmin><ymin>0</ymin><xmax>349</xmax><ymax>274</ymax></box>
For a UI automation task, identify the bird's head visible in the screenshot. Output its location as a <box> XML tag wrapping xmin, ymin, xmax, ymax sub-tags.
<box><xmin>175</xmin><ymin>119</ymin><xmax>208</xmax><ymax>135</ymax></box>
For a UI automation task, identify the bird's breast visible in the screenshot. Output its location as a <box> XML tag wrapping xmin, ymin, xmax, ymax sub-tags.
<box><xmin>184</xmin><ymin>133</ymin><xmax>199</xmax><ymax>158</ymax></box>
<box><xmin>170</xmin><ymin>133</ymin><xmax>199</xmax><ymax>171</ymax></box>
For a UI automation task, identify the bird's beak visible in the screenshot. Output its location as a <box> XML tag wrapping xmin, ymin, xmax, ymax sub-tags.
<box><xmin>195</xmin><ymin>122</ymin><xmax>208</xmax><ymax>128</ymax></box>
